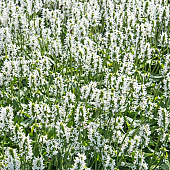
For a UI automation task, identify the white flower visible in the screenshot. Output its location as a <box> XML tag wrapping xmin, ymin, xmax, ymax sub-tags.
<box><xmin>71</xmin><ymin>153</ymin><xmax>88</xmax><ymax>170</ymax></box>
<box><xmin>32</xmin><ymin>156</ymin><xmax>44</xmax><ymax>170</ymax></box>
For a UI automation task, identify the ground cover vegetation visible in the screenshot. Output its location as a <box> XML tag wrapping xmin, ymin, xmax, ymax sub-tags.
<box><xmin>0</xmin><ymin>0</ymin><xmax>170</xmax><ymax>169</ymax></box>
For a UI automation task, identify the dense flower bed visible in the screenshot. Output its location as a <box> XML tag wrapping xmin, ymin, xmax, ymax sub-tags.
<box><xmin>0</xmin><ymin>0</ymin><xmax>170</xmax><ymax>169</ymax></box>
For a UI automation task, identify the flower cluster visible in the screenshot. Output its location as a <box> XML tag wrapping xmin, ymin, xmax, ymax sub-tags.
<box><xmin>0</xmin><ymin>0</ymin><xmax>170</xmax><ymax>169</ymax></box>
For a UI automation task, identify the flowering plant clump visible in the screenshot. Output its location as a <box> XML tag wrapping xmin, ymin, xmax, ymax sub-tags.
<box><xmin>0</xmin><ymin>0</ymin><xmax>170</xmax><ymax>169</ymax></box>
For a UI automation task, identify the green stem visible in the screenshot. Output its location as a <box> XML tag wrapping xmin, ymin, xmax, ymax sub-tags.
<box><xmin>2</xmin><ymin>132</ymin><xmax>6</xmax><ymax>159</ymax></box>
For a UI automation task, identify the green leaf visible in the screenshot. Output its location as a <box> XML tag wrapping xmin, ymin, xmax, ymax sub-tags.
<box><xmin>20</xmin><ymin>117</ymin><xmax>34</xmax><ymax>128</ymax></box>
<box><xmin>160</xmin><ymin>164</ymin><xmax>170</xmax><ymax>170</ymax></box>
<box><xmin>67</xmin><ymin>121</ymin><xmax>73</xmax><ymax>128</ymax></box>
<box><xmin>144</xmin><ymin>152</ymin><xmax>154</xmax><ymax>157</ymax></box>
<box><xmin>150</xmin><ymin>165</ymin><xmax>157</xmax><ymax>170</ymax></box>
<box><xmin>47</xmin><ymin>128</ymin><xmax>56</xmax><ymax>139</ymax></box>
<box><xmin>164</xmin><ymin>160</ymin><xmax>170</xmax><ymax>169</ymax></box>
<box><xmin>149</xmin><ymin>75</ymin><xmax>164</xmax><ymax>79</ymax></box>
<box><xmin>150</xmin><ymin>126</ymin><xmax>158</xmax><ymax>133</ymax></box>
<box><xmin>125</xmin><ymin>162</ymin><xmax>134</xmax><ymax>168</ymax></box>
<box><xmin>83</xmin><ymin>141</ymin><xmax>89</xmax><ymax>146</ymax></box>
